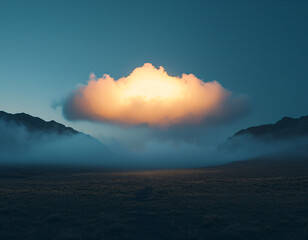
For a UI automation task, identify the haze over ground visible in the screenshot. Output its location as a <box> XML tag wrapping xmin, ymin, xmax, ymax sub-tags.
<box><xmin>1</xmin><ymin>110</ymin><xmax>307</xmax><ymax>168</ymax></box>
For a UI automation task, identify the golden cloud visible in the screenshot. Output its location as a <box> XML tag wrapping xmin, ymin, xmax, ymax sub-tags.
<box><xmin>63</xmin><ymin>63</ymin><xmax>246</xmax><ymax>127</ymax></box>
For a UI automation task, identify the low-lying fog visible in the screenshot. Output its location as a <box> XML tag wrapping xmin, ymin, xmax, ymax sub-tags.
<box><xmin>0</xmin><ymin>120</ymin><xmax>307</xmax><ymax>169</ymax></box>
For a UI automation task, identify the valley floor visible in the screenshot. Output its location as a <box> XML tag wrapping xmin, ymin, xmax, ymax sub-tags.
<box><xmin>0</xmin><ymin>157</ymin><xmax>308</xmax><ymax>240</ymax></box>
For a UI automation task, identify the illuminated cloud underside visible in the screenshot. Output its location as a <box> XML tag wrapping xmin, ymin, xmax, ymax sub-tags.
<box><xmin>63</xmin><ymin>63</ymin><xmax>245</xmax><ymax>127</ymax></box>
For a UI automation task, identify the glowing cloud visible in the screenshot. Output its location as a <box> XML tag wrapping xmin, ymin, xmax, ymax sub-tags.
<box><xmin>63</xmin><ymin>63</ymin><xmax>247</xmax><ymax>127</ymax></box>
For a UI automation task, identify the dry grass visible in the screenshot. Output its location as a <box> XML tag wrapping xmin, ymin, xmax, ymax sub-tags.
<box><xmin>0</xmin><ymin>157</ymin><xmax>308</xmax><ymax>239</ymax></box>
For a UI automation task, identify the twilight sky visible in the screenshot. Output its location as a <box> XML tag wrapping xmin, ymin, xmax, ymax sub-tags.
<box><xmin>1</xmin><ymin>0</ymin><xmax>308</xmax><ymax>151</ymax></box>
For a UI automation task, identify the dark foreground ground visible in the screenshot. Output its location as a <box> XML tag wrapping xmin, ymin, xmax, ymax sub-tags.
<box><xmin>0</xmin><ymin>157</ymin><xmax>308</xmax><ymax>240</ymax></box>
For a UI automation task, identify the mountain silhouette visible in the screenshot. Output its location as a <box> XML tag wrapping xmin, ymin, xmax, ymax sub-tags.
<box><xmin>0</xmin><ymin>110</ymin><xmax>77</xmax><ymax>135</ymax></box>
<box><xmin>220</xmin><ymin>115</ymin><xmax>308</xmax><ymax>161</ymax></box>
<box><xmin>0</xmin><ymin>110</ymin><xmax>112</xmax><ymax>165</ymax></box>
<box><xmin>232</xmin><ymin>115</ymin><xmax>308</xmax><ymax>140</ymax></box>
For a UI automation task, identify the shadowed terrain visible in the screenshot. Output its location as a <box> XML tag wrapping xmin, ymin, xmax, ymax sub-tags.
<box><xmin>233</xmin><ymin>115</ymin><xmax>308</xmax><ymax>140</ymax></box>
<box><xmin>0</xmin><ymin>111</ymin><xmax>111</xmax><ymax>166</ymax></box>
<box><xmin>0</xmin><ymin>111</ymin><xmax>77</xmax><ymax>135</ymax></box>
<box><xmin>0</xmin><ymin>156</ymin><xmax>307</xmax><ymax>240</ymax></box>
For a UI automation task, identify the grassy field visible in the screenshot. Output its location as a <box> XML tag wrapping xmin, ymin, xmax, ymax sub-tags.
<box><xmin>0</xmin><ymin>157</ymin><xmax>308</xmax><ymax>240</ymax></box>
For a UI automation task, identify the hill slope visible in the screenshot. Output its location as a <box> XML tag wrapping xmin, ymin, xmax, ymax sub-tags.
<box><xmin>220</xmin><ymin>115</ymin><xmax>308</xmax><ymax>160</ymax></box>
<box><xmin>0</xmin><ymin>110</ymin><xmax>111</xmax><ymax>165</ymax></box>
<box><xmin>233</xmin><ymin>115</ymin><xmax>308</xmax><ymax>140</ymax></box>
<box><xmin>0</xmin><ymin>110</ymin><xmax>77</xmax><ymax>135</ymax></box>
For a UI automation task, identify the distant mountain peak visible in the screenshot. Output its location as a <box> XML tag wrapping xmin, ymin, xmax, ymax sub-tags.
<box><xmin>0</xmin><ymin>110</ymin><xmax>113</xmax><ymax>165</ymax></box>
<box><xmin>0</xmin><ymin>110</ymin><xmax>77</xmax><ymax>135</ymax></box>
<box><xmin>276</xmin><ymin>116</ymin><xmax>294</xmax><ymax>123</ymax></box>
<box><xmin>233</xmin><ymin>114</ymin><xmax>308</xmax><ymax>140</ymax></box>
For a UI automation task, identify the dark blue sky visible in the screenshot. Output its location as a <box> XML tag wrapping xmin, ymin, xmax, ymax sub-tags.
<box><xmin>1</xmin><ymin>0</ymin><xmax>308</xmax><ymax>143</ymax></box>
